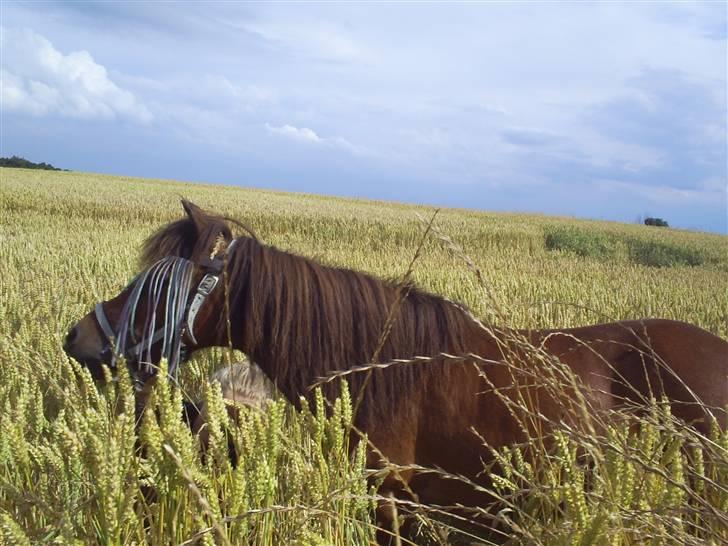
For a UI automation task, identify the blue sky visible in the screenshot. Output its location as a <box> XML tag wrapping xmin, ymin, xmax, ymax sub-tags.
<box><xmin>2</xmin><ymin>2</ymin><xmax>726</xmax><ymax>232</ymax></box>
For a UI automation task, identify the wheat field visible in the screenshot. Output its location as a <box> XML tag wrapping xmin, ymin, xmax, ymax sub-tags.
<box><xmin>1</xmin><ymin>168</ymin><xmax>726</xmax><ymax>545</ymax></box>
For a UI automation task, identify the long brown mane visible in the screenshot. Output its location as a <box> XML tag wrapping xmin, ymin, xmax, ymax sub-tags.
<box><xmin>141</xmin><ymin>201</ymin><xmax>485</xmax><ymax>425</ymax></box>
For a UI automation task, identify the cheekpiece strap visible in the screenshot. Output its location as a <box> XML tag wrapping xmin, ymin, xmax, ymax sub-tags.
<box><xmin>185</xmin><ymin>273</ymin><xmax>219</xmax><ymax>344</ymax></box>
<box><xmin>185</xmin><ymin>237</ymin><xmax>239</xmax><ymax>344</ymax></box>
<box><xmin>95</xmin><ymin>302</ymin><xmax>117</xmax><ymax>346</ymax></box>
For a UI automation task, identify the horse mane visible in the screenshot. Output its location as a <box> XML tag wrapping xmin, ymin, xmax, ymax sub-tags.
<box><xmin>142</xmin><ymin>201</ymin><xmax>485</xmax><ymax>425</ymax></box>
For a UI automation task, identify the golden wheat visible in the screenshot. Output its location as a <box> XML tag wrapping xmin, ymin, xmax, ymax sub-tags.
<box><xmin>1</xmin><ymin>167</ymin><xmax>726</xmax><ymax>544</ymax></box>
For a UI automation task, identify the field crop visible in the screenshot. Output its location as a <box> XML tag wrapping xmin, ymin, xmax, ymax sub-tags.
<box><xmin>1</xmin><ymin>168</ymin><xmax>726</xmax><ymax>544</ymax></box>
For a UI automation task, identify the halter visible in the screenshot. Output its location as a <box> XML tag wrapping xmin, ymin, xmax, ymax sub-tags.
<box><xmin>94</xmin><ymin>238</ymin><xmax>238</xmax><ymax>377</ymax></box>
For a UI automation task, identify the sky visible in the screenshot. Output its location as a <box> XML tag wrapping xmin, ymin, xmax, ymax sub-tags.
<box><xmin>1</xmin><ymin>2</ymin><xmax>726</xmax><ymax>233</ymax></box>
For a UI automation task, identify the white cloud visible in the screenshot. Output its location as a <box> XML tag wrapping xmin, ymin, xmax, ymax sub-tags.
<box><xmin>265</xmin><ymin>123</ymin><xmax>366</xmax><ymax>155</ymax></box>
<box><xmin>501</xmin><ymin>127</ymin><xmax>562</xmax><ymax>147</ymax></box>
<box><xmin>0</xmin><ymin>27</ymin><xmax>152</xmax><ymax>123</ymax></box>
<box><xmin>238</xmin><ymin>19</ymin><xmax>371</xmax><ymax>64</ymax></box>
<box><xmin>595</xmin><ymin>178</ymin><xmax>723</xmax><ymax>206</ymax></box>
<box><xmin>266</xmin><ymin>123</ymin><xmax>322</xmax><ymax>143</ymax></box>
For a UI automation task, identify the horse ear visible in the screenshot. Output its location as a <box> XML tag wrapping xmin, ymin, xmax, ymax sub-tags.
<box><xmin>181</xmin><ymin>199</ymin><xmax>207</xmax><ymax>235</ymax></box>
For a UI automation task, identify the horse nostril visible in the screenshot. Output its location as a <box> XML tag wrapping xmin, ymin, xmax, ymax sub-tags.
<box><xmin>65</xmin><ymin>326</ymin><xmax>78</xmax><ymax>348</ymax></box>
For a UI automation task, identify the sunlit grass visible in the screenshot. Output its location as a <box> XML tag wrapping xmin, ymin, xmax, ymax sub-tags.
<box><xmin>1</xmin><ymin>167</ymin><xmax>726</xmax><ymax>544</ymax></box>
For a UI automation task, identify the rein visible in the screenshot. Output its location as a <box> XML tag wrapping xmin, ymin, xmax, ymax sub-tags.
<box><xmin>94</xmin><ymin>239</ymin><xmax>238</xmax><ymax>378</ymax></box>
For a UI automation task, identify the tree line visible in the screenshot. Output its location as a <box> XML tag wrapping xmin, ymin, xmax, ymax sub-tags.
<box><xmin>0</xmin><ymin>156</ymin><xmax>66</xmax><ymax>171</ymax></box>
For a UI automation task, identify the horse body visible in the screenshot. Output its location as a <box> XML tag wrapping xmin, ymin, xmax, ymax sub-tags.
<box><xmin>390</xmin><ymin>319</ymin><xmax>728</xmax><ymax>511</ymax></box>
<box><xmin>63</xmin><ymin>201</ymin><xmax>728</xmax><ymax>537</ymax></box>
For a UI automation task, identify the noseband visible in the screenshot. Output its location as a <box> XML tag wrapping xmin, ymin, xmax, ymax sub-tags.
<box><xmin>94</xmin><ymin>239</ymin><xmax>238</xmax><ymax>376</ymax></box>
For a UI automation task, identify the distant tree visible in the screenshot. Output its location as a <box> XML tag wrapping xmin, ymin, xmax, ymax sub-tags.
<box><xmin>644</xmin><ymin>217</ymin><xmax>669</xmax><ymax>227</ymax></box>
<box><xmin>0</xmin><ymin>155</ymin><xmax>64</xmax><ymax>171</ymax></box>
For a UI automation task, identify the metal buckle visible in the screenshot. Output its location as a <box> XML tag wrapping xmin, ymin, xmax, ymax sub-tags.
<box><xmin>185</xmin><ymin>273</ymin><xmax>220</xmax><ymax>344</ymax></box>
<box><xmin>198</xmin><ymin>274</ymin><xmax>219</xmax><ymax>295</ymax></box>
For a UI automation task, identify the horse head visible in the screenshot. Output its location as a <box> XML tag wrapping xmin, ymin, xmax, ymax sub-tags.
<box><xmin>63</xmin><ymin>200</ymin><xmax>236</xmax><ymax>384</ymax></box>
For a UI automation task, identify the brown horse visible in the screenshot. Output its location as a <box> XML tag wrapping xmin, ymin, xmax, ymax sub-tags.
<box><xmin>64</xmin><ymin>200</ymin><xmax>728</xmax><ymax>539</ymax></box>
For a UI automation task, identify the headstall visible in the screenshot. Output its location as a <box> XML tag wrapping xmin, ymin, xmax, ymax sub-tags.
<box><xmin>93</xmin><ymin>238</ymin><xmax>239</xmax><ymax>373</ymax></box>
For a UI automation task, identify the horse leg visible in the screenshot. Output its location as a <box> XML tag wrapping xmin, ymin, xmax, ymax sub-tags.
<box><xmin>369</xmin><ymin>432</ymin><xmax>419</xmax><ymax>545</ymax></box>
<box><xmin>375</xmin><ymin>471</ymin><xmax>419</xmax><ymax>545</ymax></box>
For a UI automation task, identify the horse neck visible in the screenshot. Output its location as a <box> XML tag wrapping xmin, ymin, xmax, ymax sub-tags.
<box><xmin>226</xmin><ymin>238</ymin><xmax>495</xmax><ymax>412</ymax></box>
<box><xmin>226</xmin><ymin>240</ymin><xmax>329</xmax><ymax>401</ymax></box>
<box><xmin>226</xmin><ymin>240</ymin><xmax>399</xmax><ymax>400</ymax></box>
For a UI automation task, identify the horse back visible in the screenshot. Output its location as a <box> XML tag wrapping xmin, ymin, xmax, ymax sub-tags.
<box><xmin>534</xmin><ymin>319</ymin><xmax>728</xmax><ymax>432</ymax></box>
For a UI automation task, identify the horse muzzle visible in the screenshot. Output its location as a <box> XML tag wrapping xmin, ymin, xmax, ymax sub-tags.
<box><xmin>63</xmin><ymin>313</ymin><xmax>111</xmax><ymax>379</ymax></box>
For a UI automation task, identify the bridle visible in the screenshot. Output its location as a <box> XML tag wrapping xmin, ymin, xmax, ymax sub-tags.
<box><xmin>93</xmin><ymin>238</ymin><xmax>238</xmax><ymax>378</ymax></box>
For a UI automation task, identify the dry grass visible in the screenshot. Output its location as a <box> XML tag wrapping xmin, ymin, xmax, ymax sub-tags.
<box><xmin>1</xmin><ymin>167</ymin><xmax>726</xmax><ymax>544</ymax></box>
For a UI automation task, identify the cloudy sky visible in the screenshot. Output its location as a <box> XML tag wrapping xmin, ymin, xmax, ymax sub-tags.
<box><xmin>2</xmin><ymin>2</ymin><xmax>726</xmax><ymax>232</ymax></box>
